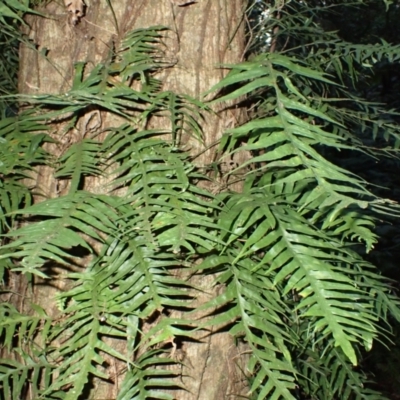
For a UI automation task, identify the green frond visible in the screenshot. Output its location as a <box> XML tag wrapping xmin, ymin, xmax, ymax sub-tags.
<box><xmin>42</xmin><ymin>314</ymin><xmax>112</xmax><ymax>398</ymax></box>
<box><xmin>295</xmin><ymin>345</ymin><xmax>389</xmax><ymax>400</ymax></box>
<box><xmin>114</xmin><ymin>26</ymin><xmax>170</xmax><ymax>82</ymax></box>
<box><xmin>117</xmin><ymin>350</ymin><xmax>180</xmax><ymax>400</ymax></box>
<box><xmin>0</xmin><ymin>356</ymin><xmax>54</xmax><ymax>400</ymax></box>
<box><xmin>0</xmin><ymin>302</ymin><xmax>51</xmax><ymax>353</ymax></box>
<box><xmin>210</xmin><ymin>55</ymin><xmax>383</xmax><ymax>218</ymax></box>
<box><xmin>1</xmin><ymin>6</ymin><xmax>400</xmax><ymax>399</ymax></box>
<box><xmin>0</xmin><ymin>179</ymin><xmax>31</xmax><ymax>231</ymax></box>
<box><xmin>23</xmin><ymin>28</ymin><xmax>206</xmax><ymax>142</ymax></box>
<box><xmin>103</xmin><ymin>123</ymin><xmax>220</xmax><ymax>252</ymax></box>
<box><xmin>0</xmin><ymin>0</ymin><xmax>41</xmax><ymax>27</ymax></box>
<box><xmin>321</xmin><ymin>210</ymin><xmax>378</xmax><ymax>253</ymax></box>
<box><xmin>197</xmin><ymin>252</ymin><xmax>297</xmax><ymax>400</ymax></box>
<box><xmin>214</xmin><ymin>189</ymin><xmax>393</xmax><ymax>367</ymax></box>
<box><xmin>55</xmin><ymin>139</ymin><xmax>104</xmax><ymax>193</ymax></box>
<box><xmin>43</xmin><ymin>231</ymin><xmax>193</xmax><ymax>399</ymax></box>
<box><xmin>0</xmin><ymin>303</ymin><xmax>54</xmax><ymax>400</ymax></box>
<box><xmin>1</xmin><ymin>192</ymin><xmax>120</xmax><ymax>276</ymax></box>
<box><xmin>0</xmin><ymin>113</ymin><xmax>50</xmax><ymax>177</ymax></box>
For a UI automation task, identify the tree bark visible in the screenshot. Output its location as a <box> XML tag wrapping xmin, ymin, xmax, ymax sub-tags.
<box><xmin>16</xmin><ymin>1</ymin><xmax>248</xmax><ymax>398</ymax></box>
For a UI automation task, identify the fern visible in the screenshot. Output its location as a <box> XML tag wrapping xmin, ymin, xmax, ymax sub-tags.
<box><xmin>0</xmin><ymin>24</ymin><xmax>218</xmax><ymax>398</ymax></box>
<box><xmin>200</xmin><ymin>6</ymin><xmax>400</xmax><ymax>395</ymax></box>
<box><xmin>0</xmin><ymin>193</ymin><xmax>120</xmax><ymax>277</ymax></box>
<box><xmin>294</xmin><ymin>342</ymin><xmax>389</xmax><ymax>400</ymax></box>
<box><xmin>198</xmin><ymin>252</ymin><xmax>297</xmax><ymax>399</ymax></box>
<box><xmin>0</xmin><ymin>303</ymin><xmax>53</xmax><ymax>400</ymax></box>
<box><xmin>1</xmin><ymin>2</ymin><xmax>400</xmax><ymax>400</ymax></box>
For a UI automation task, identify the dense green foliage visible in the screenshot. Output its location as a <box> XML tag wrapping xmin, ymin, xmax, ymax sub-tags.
<box><xmin>2</xmin><ymin>0</ymin><xmax>400</xmax><ymax>399</ymax></box>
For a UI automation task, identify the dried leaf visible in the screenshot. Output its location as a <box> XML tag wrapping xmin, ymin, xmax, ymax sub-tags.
<box><xmin>64</xmin><ymin>0</ymin><xmax>86</xmax><ymax>25</ymax></box>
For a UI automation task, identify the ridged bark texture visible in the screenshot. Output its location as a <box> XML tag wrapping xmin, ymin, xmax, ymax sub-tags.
<box><xmin>17</xmin><ymin>1</ymin><xmax>248</xmax><ymax>399</ymax></box>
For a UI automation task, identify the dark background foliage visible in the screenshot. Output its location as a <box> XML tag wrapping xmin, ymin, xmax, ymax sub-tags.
<box><xmin>267</xmin><ymin>1</ymin><xmax>400</xmax><ymax>397</ymax></box>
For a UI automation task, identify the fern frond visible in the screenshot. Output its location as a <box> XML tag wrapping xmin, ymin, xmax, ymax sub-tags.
<box><xmin>210</xmin><ymin>54</ymin><xmax>383</xmax><ymax>217</ymax></box>
<box><xmin>114</xmin><ymin>26</ymin><xmax>170</xmax><ymax>82</ymax></box>
<box><xmin>197</xmin><ymin>253</ymin><xmax>297</xmax><ymax>400</ymax></box>
<box><xmin>45</xmin><ymin>232</ymin><xmax>193</xmax><ymax>399</ymax></box>
<box><xmin>0</xmin><ymin>114</ymin><xmax>50</xmax><ymax>177</ymax></box>
<box><xmin>0</xmin><ymin>303</ymin><xmax>54</xmax><ymax>400</ymax></box>
<box><xmin>0</xmin><ymin>355</ymin><xmax>54</xmax><ymax>400</ymax></box>
<box><xmin>215</xmin><ymin>190</ymin><xmax>388</xmax><ymax>365</ymax></box>
<box><xmin>1</xmin><ymin>192</ymin><xmax>120</xmax><ymax>276</ymax></box>
<box><xmin>103</xmin><ymin>124</ymin><xmax>221</xmax><ymax>252</ymax></box>
<box><xmin>295</xmin><ymin>344</ymin><xmax>389</xmax><ymax>400</ymax></box>
<box><xmin>24</xmin><ymin>28</ymin><xmax>205</xmax><ymax>142</ymax></box>
<box><xmin>55</xmin><ymin>139</ymin><xmax>104</xmax><ymax>193</ymax></box>
<box><xmin>1</xmin><ymin>9</ymin><xmax>400</xmax><ymax>400</ymax></box>
<box><xmin>117</xmin><ymin>350</ymin><xmax>180</xmax><ymax>400</ymax></box>
<box><xmin>0</xmin><ymin>303</ymin><xmax>51</xmax><ymax>353</ymax></box>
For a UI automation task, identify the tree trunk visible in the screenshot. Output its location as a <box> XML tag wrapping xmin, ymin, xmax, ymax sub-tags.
<box><xmin>14</xmin><ymin>1</ymin><xmax>248</xmax><ymax>399</ymax></box>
